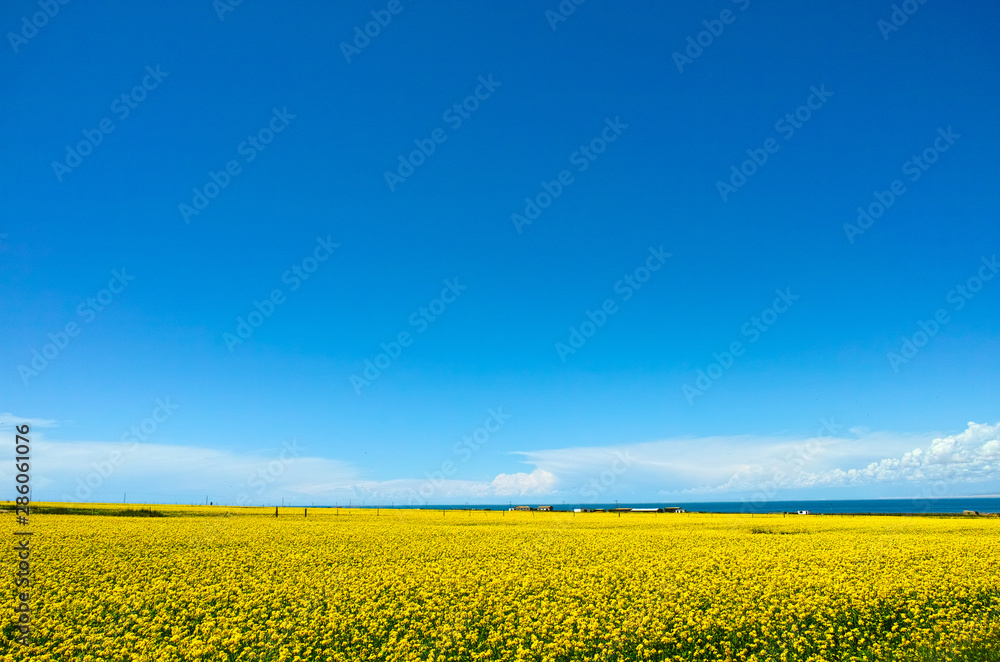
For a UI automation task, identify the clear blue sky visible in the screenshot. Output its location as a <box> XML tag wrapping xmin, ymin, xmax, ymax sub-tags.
<box><xmin>2</xmin><ymin>0</ymin><xmax>998</xmax><ymax>505</ymax></box>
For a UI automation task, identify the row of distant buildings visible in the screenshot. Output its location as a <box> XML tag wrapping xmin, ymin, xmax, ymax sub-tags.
<box><xmin>509</xmin><ymin>506</ymin><xmax>686</xmax><ymax>513</ymax></box>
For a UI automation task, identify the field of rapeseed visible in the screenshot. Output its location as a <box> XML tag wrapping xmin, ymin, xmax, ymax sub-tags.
<box><xmin>4</xmin><ymin>505</ymin><xmax>999</xmax><ymax>661</ymax></box>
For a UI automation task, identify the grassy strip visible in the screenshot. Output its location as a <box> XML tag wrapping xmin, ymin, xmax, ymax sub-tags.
<box><xmin>2</xmin><ymin>504</ymin><xmax>168</xmax><ymax>517</ymax></box>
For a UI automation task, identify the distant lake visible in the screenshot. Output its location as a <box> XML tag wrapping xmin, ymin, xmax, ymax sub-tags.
<box><xmin>387</xmin><ymin>498</ymin><xmax>1000</xmax><ymax>514</ymax></box>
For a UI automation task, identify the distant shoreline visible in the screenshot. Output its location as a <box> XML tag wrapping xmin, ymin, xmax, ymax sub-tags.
<box><xmin>7</xmin><ymin>498</ymin><xmax>1000</xmax><ymax>518</ymax></box>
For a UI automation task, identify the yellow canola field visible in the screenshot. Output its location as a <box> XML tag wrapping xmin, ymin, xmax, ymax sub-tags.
<box><xmin>4</xmin><ymin>506</ymin><xmax>1000</xmax><ymax>661</ymax></box>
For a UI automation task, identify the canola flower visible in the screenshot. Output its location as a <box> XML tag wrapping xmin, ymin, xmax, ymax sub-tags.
<box><xmin>3</xmin><ymin>505</ymin><xmax>999</xmax><ymax>661</ymax></box>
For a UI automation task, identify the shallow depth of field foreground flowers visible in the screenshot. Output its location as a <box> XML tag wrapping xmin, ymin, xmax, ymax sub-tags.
<box><xmin>4</xmin><ymin>506</ymin><xmax>1000</xmax><ymax>661</ymax></box>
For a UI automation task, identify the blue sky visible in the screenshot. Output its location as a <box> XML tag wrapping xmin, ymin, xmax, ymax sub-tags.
<box><xmin>2</xmin><ymin>0</ymin><xmax>998</xmax><ymax>505</ymax></box>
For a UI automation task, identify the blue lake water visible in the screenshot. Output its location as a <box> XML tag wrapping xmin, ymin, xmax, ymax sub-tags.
<box><xmin>385</xmin><ymin>498</ymin><xmax>1000</xmax><ymax>514</ymax></box>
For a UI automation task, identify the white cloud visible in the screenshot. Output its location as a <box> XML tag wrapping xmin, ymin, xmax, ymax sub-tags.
<box><xmin>7</xmin><ymin>437</ymin><xmax>557</xmax><ymax>504</ymax></box>
<box><xmin>0</xmin><ymin>413</ymin><xmax>60</xmax><ymax>429</ymax></box>
<box><xmin>296</xmin><ymin>478</ymin><xmax>494</xmax><ymax>502</ymax></box>
<box><xmin>515</xmin><ymin>434</ymin><xmax>849</xmax><ymax>496</ymax></box>
<box><xmin>306</xmin><ymin>470</ymin><xmax>558</xmax><ymax>502</ymax></box>
<box><xmin>509</xmin><ymin>422</ymin><xmax>998</xmax><ymax>500</ymax></box>
<box><xmin>5</xmin><ymin>438</ymin><xmax>357</xmax><ymax>503</ymax></box>
<box><xmin>792</xmin><ymin>421</ymin><xmax>1000</xmax><ymax>489</ymax></box>
<box><xmin>6</xmin><ymin>411</ymin><xmax>997</xmax><ymax>503</ymax></box>
<box><xmin>490</xmin><ymin>469</ymin><xmax>557</xmax><ymax>496</ymax></box>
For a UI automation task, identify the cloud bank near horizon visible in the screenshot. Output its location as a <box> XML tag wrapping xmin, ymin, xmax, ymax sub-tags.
<box><xmin>2</xmin><ymin>417</ymin><xmax>997</xmax><ymax>504</ymax></box>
